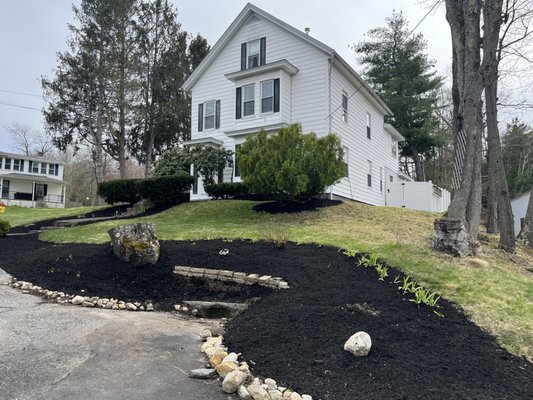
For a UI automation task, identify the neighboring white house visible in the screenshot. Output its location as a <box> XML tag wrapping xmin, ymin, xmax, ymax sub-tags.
<box><xmin>0</xmin><ymin>151</ymin><xmax>66</xmax><ymax>208</ymax></box>
<box><xmin>511</xmin><ymin>191</ymin><xmax>531</xmax><ymax>237</ymax></box>
<box><xmin>182</xmin><ymin>3</ymin><xmax>440</xmax><ymax>209</ymax></box>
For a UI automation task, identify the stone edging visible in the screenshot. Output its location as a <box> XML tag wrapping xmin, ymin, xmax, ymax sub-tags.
<box><xmin>174</xmin><ymin>266</ymin><xmax>290</xmax><ymax>289</ymax></box>
<box><xmin>194</xmin><ymin>330</ymin><xmax>313</xmax><ymax>400</ymax></box>
<box><xmin>7</xmin><ymin>278</ymin><xmax>155</xmax><ymax>312</ymax></box>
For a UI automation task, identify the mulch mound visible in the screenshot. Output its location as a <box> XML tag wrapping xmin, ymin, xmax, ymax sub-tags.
<box><xmin>252</xmin><ymin>198</ymin><xmax>342</xmax><ymax>214</ymax></box>
<box><xmin>0</xmin><ymin>236</ymin><xmax>531</xmax><ymax>399</ymax></box>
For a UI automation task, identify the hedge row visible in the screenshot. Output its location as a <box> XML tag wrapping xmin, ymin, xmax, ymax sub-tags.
<box><xmin>204</xmin><ymin>182</ymin><xmax>249</xmax><ymax>199</ymax></box>
<box><xmin>97</xmin><ymin>173</ymin><xmax>193</xmax><ymax>206</ymax></box>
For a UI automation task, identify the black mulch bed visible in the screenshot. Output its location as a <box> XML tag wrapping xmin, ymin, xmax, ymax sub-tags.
<box><xmin>252</xmin><ymin>198</ymin><xmax>342</xmax><ymax>214</ymax></box>
<box><xmin>0</xmin><ymin>236</ymin><xmax>531</xmax><ymax>400</ymax></box>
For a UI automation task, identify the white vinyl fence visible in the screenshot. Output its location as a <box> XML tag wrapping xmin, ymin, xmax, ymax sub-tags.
<box><xmin>386</xmin><ymin>181</ymin><xmax>450</xmax><ymax>212</ymax></box>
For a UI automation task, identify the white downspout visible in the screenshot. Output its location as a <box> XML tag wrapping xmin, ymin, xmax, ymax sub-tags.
<box><xmin>31</xmin><ymin>181</ymin><xmax>35</xmax><ymax>208</ymax></box>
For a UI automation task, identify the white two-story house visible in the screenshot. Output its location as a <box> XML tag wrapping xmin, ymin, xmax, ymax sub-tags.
<box><xmin>0</xmin><ymin>151</ymin><xmax>66</xmax><ymax>208</ymax></box>
<box><xmin>182</xmin><ymin>2</ymin><xmax>406</xmax><ymax>205</ymax></box>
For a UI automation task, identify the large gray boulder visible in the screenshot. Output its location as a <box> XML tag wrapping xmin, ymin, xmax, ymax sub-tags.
<box><xmin>108</xmin><ymin>222</ymin><xmax>160</xmax><ymax>266</ymax></box>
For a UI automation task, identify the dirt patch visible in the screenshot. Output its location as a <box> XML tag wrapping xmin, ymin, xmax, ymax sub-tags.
<box><xmin>0</xmin><ymin>237</ymin><xmax>531</xmax><ymax>399</ymax></box>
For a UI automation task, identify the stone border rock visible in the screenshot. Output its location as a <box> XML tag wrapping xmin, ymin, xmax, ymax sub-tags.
<box><xmin>193</xmin><ymin>330</ymin><xmax>313</xmax><ymax>400</ymax></box>
<box><xmin>174</xmin><ymin>266</ymin><xmax>290</xmax><ymax>289</ymax></box>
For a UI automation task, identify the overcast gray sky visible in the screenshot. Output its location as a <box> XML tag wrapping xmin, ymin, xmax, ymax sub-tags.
<box><xmin>0</xmin><ymin>0</ymin><xmax>527</xmax><ymax>154</ymax></box>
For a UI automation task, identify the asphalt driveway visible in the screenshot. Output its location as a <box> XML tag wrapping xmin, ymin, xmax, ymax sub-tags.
<box><xmin>0</xmin><ymin>269</ymin><xmax>229</xmax><ymax>400</ymax></box>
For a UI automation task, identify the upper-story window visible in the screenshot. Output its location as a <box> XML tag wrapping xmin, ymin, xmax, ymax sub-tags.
<box><xmin>366</xmin><ymin>112</ymin><xmax>371</xmax><ymax>139</ymax></box>
<box><xmin>243</xmin><ymin>84</ymin><xmax>255</xmax><ymax>117</ymax></box>
<box><xmin>41</xmin><ymin>163</ymin><xmax>48</xmax><ymax>174</ymax></box>
<box><xmin>342</xmin><ymin>91</ymin><xmax>348</xmax><ymax>123</ymax></box>
<box><xmin>261</xmin><ymin>80</ymin><xmax>273</xmax><ymax>113</ymax></box>
<box><xmin>29</xmin><ymin>161</ymin><xmax>39</xmax><ymax>173</ymax></box>
<box><xmin>241</xmin><ymin>37</ymin><xmax>266</xmax><ymax>70</ymax></box>
<box><xmin>367</xmin><ymin>160</ymin><xmax>372</xmax><ymax>188</ymax></box>
<box><xmin>49</xmin><ymin>164</ymin><xmax>59</xmax><ymax>176</ymax></box>
<box><xmin>4</xmin><ymin>158</ymin><xmax>11</xmax><ymax>170</ymax></box>
<box><xmin>198</xmin><ymin>100</ymin><xmax>220</xmax><ymax>132</ymax></box>
<box><xmin>13</xmin><ymin>159</ymin><xmax>24</xmax><ymax>172</ymax></box>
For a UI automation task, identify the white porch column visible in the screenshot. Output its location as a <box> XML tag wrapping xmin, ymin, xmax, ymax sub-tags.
<box><xmin>0</xmin><ymin>177</ymin><xmax>3</xmax><ymax>199</ymax></box>
<box><xmin>31</xmin><ymin>181</ymin><xmax>35</xmax><ymax>208</ymax></box>
<box><xmin>62</xmin><ymin>184</ymin><xmax>66</xmax><ymax>207</ymax></box>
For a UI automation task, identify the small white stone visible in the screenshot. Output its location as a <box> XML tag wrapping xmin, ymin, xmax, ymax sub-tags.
<box><xmin>223</xmin><ymin>352</ymin><xmax>239</xmax><ymax>363</ymax></box>
<box><xmin>125</xmin><ymin>303</ymin><xmax>137</xmax><ymax>311</ymax></box>
<box><xmin>301</xmin><ymin>395</ymin><xmax>313</xmax><ymax>400</ymax></box>
<box><xmin>237</xmin><ymin>385</ymin><xmax>251</xmax><ymax>399</ymax></box>
<box><xmin>264</xmin><ymin>378</ymin><xmax>277</xmax><ymax>390</ymax></box>
<box><xmin>200</xmin><ymin>329</ymin><xmax>212</xmax><ymax>340</ymax></box>
<box><xmin>146</xmin><ymin>303</ymin><xmax>154</xmax><ymax>311</ymax></box>
<box><xmin>71</xmin><ymin>295</ymin><xmax>84</xmax><ymax>305</ymax></box>
<box><xmin>174</xmin><ymin>304</ymin><xmax>181</xmax><ymax>311</ymax></box>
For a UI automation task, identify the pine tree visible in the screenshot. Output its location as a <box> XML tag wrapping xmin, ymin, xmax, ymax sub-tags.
<box><xmin>354</xmin><ymin>11</ymin><xmax>443</xmax><ymax>181</ymax></box>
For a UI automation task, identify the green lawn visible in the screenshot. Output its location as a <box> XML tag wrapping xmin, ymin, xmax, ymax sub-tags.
<box><xmin>0</xmin><ymin>205</ymin><xmax>105</xmax><ymax>228</ymax></box>
<box><xmin>31</xmin><ymin>200</ymin><xmax>533</xmax><ymax>361</ymax></box>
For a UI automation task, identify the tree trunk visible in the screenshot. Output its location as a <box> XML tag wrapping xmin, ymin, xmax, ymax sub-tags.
<box><xmin>486</xmin><ymin>167</ymin><xmax>498</xmax><ymax>234</ymax></box>
<box><xmin>482</xmin><ymin>0</ymin><xmax>515</xmax><ymax>252</ymax></box>
<box><xmin>410</xmin><ymin>144</ymin><xmax>426</xmax><ymax>182</ymax></box>
<box><xmin>445</xmin><ymin>0</ymin><xmax>484</xmax><ymax>241</ymax></box>
<box><xmin>518</xmin><ymin>192</ymin><xmax>533</xmax><ymax>248</ymax></box>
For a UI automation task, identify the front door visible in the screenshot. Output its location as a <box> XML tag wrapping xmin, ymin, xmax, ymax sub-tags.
<box><xmin>34</xmin><ymin>183</ymin><xmax>47</xmax><ymax>200</ymax></box>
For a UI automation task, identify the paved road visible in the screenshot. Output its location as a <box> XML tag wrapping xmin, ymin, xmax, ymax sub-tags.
<box><xmin>0</xmin><ymin>269</ymin><xmax>230</xmax><ymax>400</ymax></box>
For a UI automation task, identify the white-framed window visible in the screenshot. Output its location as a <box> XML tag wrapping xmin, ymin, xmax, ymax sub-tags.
<box><xmin>243</xmin><ymin>84</ymin><xmax>255</xmax><ymax>117</ymax></box>
<box><xmin>342</xmin><ymin>91</ymin><xmax>348</xmax><ymax>123</ymax></box>
<box><xmin>247</xmin><ymin>39</ymin><xmax>260</xmax><ymax>69</ymax></box>
<box><xmin>392</xmin><ymin>141</ymin><xmax>397</xmax><ymax>157</ymax></box>
<box><xmin>49</xmin><ymin>164</ymin><xmax>59</xmax><ymax>176</ymax></box>
<box><xmin>380</xmin><ymin>167</ymin><xmax>383</xmax><ymax>192</ymax></box>
<box><xmin>261</xmin><ymin>80</ymin><xmax>274</xmax><ymax>113</ymax></box>
<box><xmin>30</xmin><ymin>161</ymin><xmax>39</xmax><ymax>173</ymax></box>
<box><xmin>13</xmin><ymin>159</ymin><xmax>24</xmax><ymax>172</ymax></box>
<box><xmin>367</xmin><ymin>160</ymin><xmax>372</xmax><ymax>188</ymax></box>
<box><xmin>204</xmin><ymin>100</ymin><xmax>215</xmax><ymax>130</ymax></box>
<box><xmin>41</xmin><ymin>162</ymin><xmax>47</xmax><ymax>174</ymax></box>
<box><xmin>4</xmin><ymin>158</ymin><xmax>11</xmax><ymax>170</ymax></box>
<box><xmin>366</xmin><ymin>112</ymin><xmax>371</xmax><ymax>139</ymax></box>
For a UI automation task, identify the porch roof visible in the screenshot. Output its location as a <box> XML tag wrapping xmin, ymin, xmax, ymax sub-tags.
<box><xmin>0</xmin><ymin>172</ymin><xmax>66</xmax><ymax>184</ymax></box>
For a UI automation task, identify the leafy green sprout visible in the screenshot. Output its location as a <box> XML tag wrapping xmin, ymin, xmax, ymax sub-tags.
<box><xmin>375</xmin><ymin>263</ymin><xmax>389</xmax><ymax>281</ymax></box>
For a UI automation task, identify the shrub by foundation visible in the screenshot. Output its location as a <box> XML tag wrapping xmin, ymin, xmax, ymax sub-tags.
<box><xmin>136</xmin><ymin>173</ymin><xmax>194</xmax><ymax>206</ymax></box>
<box><xmin>97</xmin><ymin>179</ymin><xmax>140</xmax><ymax>205</ymax></box>
<box><xmin>204</xmin><ymin>182</ymin><xmax>249</xmax><ymax>199</ymax></box>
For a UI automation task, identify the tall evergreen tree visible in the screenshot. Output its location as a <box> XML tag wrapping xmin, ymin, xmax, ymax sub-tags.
<box><xmin>132</xmin><ymin>0</ymin><xmax>189</xmax><ymax>176</ymax></box>
<box><xmin>354</xmin><ymin>12</ymin><xmax>443</xmax><ymax>181</ymax></box>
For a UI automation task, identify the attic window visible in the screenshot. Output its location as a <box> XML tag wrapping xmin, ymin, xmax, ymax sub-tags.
<box><xmin>241</xmin><ymin>37</ymin><xmax>266</xmax><ymax>70</ymax></box>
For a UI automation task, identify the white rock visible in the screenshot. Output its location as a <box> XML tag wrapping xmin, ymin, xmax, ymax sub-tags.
<box><xmin>301</xmin><ymin>395</ymin><xmax>313</xmax><ymax>400</ymax></box>
<box><xmin>246</xmin><ymin>380</ymin><xmax>270</xmax><ymax>400</ymax></box>
<box><xmin>290</xmin><ymin>393</ymin><xmax>303</xmax><ymax>400</ymax></box>
<box><xmin>222</xmin><ymin>370</ymin><xmax>248</xmax><ymax>394</ymax></box>
<box><xmin>189</xmin><ymin>368</ymin><xmax>216</xmax><ymax>379</ymax></box>
<box><xmin>223</xmin><ymin>352</ymin><xmax>239</xmax><ymax>363</ymax></box>
<box><xmin>344</xmin><ymin>331</ymin><xmax>372</xmax><ymax>357</ymax></box>
<box><xmin>268</xmin><ymin>389</ymin><xmax>283</xmax><ymax>399</ymax></box>
<box><xmin>146</xmin><ymin>303</ymin><xmax>154</xmax><ymax>311</ymax></box>
<box><xmin>125</xmin><ymin>302</ymin><xmax>137</xmax><ymax>311</ymax></box>
<box><xmin>200</xmin><ymin>329</ymin><xmax>212</xmax><ymax>340</ymax></box>
<box><xmin>238</xmin><ymin>385</ymin><xmax>251</xmax><ymax>399</ymax></box>
<box><xmin>264</xmin><ymin>378</ymin><xmax>277</xmax><ymax>389</ymax></box>
<box><xmin>71</xmin><ymin>295</ymin><xmax>84</xmax><ymax>305</ymax></box>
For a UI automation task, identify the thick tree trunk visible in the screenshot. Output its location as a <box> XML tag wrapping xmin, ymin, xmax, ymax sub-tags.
<box><xmin>446</xmin><ymin>0</ymin><xmax>484</xmax><ymax>240</ymax></box>
<box><xmin>482</xmin><ymin>0</ymin><xmax>515</xmax><ymax>252</ymax></box>
<box><xmin>410</xmin><ymin>144</ymin><xmax>426</xmax><ymax>182</ymax></box>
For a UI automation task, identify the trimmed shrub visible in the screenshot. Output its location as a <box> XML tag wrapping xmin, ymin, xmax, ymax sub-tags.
<box><xmin>136</xmin><ymin>173</ymin><xmax>194</xmax><ymax>206</ymax></box>
<box><xmin>154</xmin><ymin>148</ymin><xmax>191</xmax><ymax>177</ymax></box>
<box><xmin>238</xmin><ymin>124</ymin><xmax>346</xmax><ymax>201</ymax></box>
<box><xmin>97</xmin><ymin>179</ymin><xmax>140</xmax><ymax>205</ymax></box>
<box><xmin>0</xmin><ymin>220</ymin><xmax>10</xmax><ymax>237</ymax></box>
<box><xmin>204</xmin><ymin>182</ymin><xmax>250</xmax><ymax>199</ymax></box>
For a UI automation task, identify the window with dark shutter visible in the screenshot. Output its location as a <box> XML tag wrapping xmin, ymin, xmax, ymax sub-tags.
<box><xmin>236</xmin><ymin>87</ymin><xmax>242</xmax><ymax>119</ymax></box>
<box><xmin>260</xmin><ymin>37</ymin><xmax>266</xmax><ymax>65</ymax></box>
<box><xmin>198</xmin><ymin>103</ymin><xmax>204</xmax><ymax>132</ymax></box>
<box><xmin>273</xmin><ymin>78</ymin><xmax>280</xmax><ymax>113</ymax></box>
<box><xmin>234</xmin><ymin>144</ymin><xmax>241</xmax><ymax>177</ymax></box>
<box><xmin>215</xmin><ymin>100</ymin><xmax>221</xmax><ymax>129</ymax></box>
<box><xmin>241</xmin><ymin>43</ymin><xmax>247</xmax><ymax>71</ymax></box>
<box><xmin>192</xmin><ymin>164</ymin><xmax>198</xmax><ymax>194</ymax></box>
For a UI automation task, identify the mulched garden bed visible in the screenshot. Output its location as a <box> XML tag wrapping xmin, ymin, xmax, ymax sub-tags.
<box><xmin>0</xmin><ymin>235</ymin><xmax>531</xmax><ymax>400</ymax></box>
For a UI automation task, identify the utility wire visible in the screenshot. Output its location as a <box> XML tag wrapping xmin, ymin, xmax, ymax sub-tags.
<box><xmin>326</xmin><ymin>0</ymin><xmax>442</xmax><ymax>121</ymax></box>
<box><xmin>0</xmin><ymin>101</ymin><xmax>41</xmax><ymax>111</ymax></box>
<box><xmin>0</xmin><ymin>89</ymin><xmax>42</xmax><ymax>98</ymax></box>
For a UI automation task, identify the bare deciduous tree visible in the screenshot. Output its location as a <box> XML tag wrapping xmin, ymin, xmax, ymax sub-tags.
<box><xmin>5</xmin><ymin>121</ymin><xmax>54</xmax><ymax>157</ymax></box>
